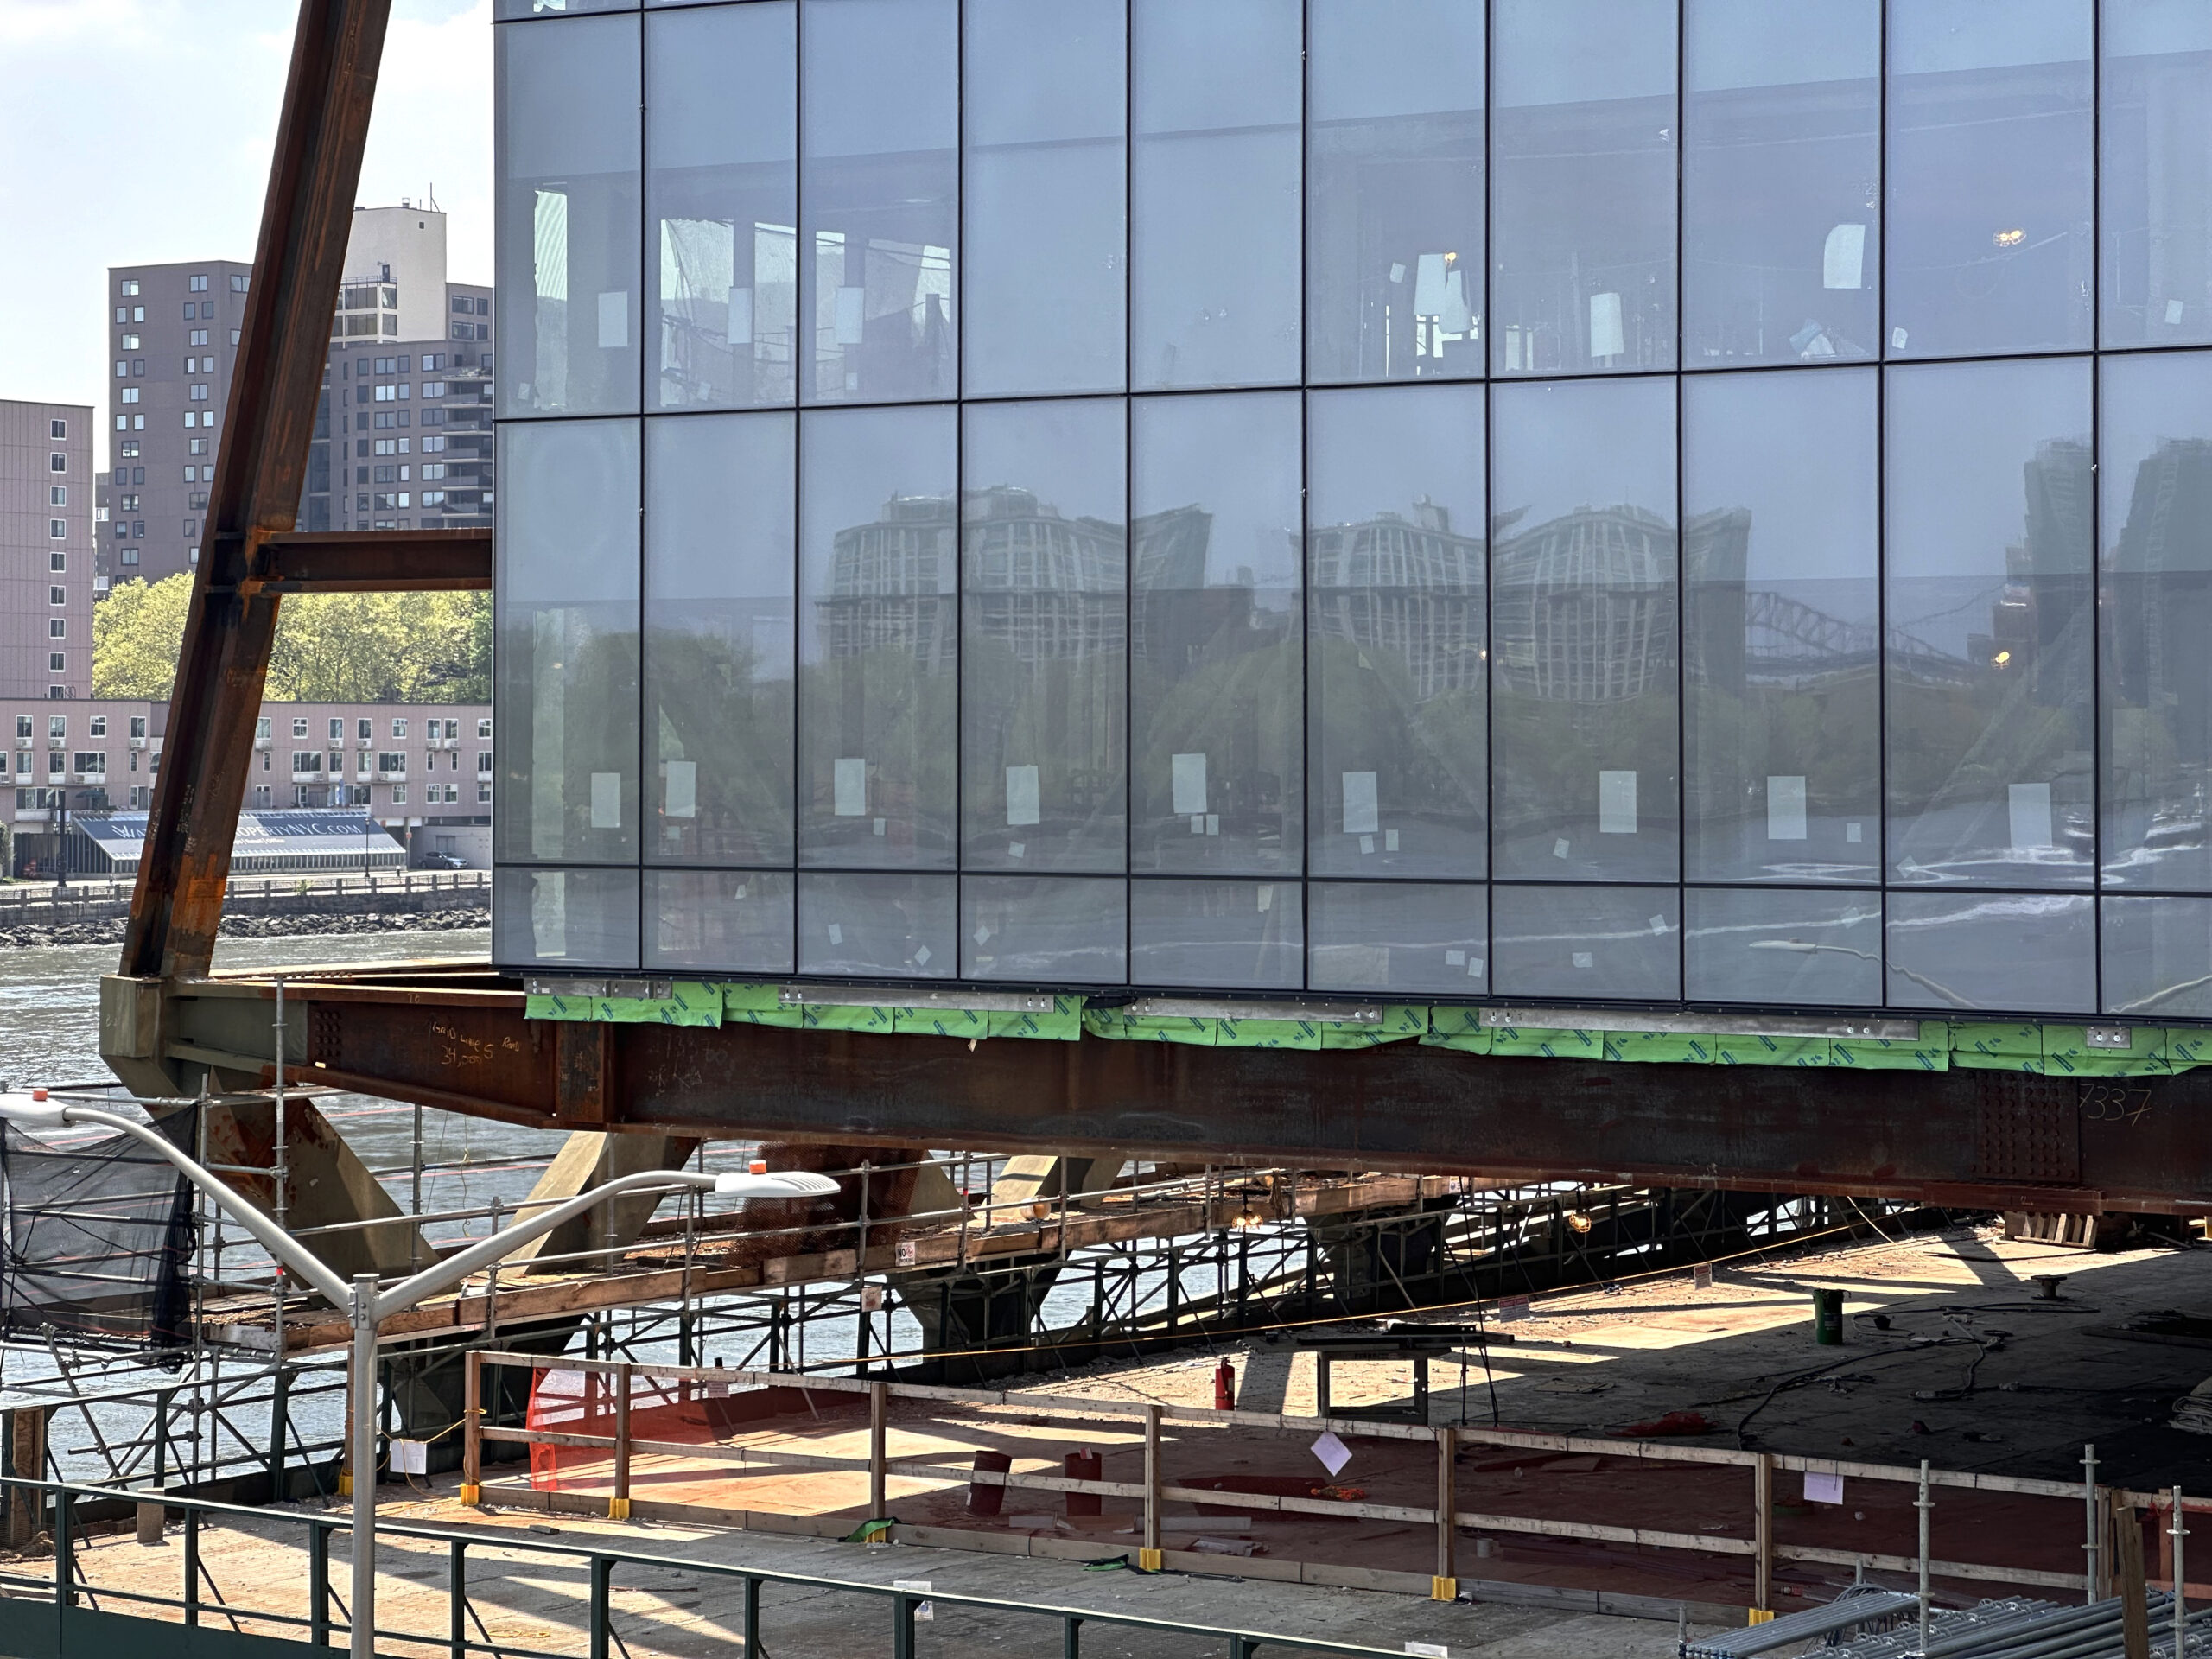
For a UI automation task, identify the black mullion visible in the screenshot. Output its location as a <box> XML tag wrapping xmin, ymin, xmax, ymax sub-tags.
<box><xmin>635</xmin><ymin>4</ymin><xmax>648</xmax><ymax>975</ymax></box>
<box><xmin>1876</xmin><ymin>0</ymin><xmax>1891</xmax><ymax>1013</ymax></box>
<box><xmin>2089</xmin><ymin>0</ymin><xmax>2105</xmax><ymax>1014</ymax></box>
<box><xmin>1482</xmin><ymin>0</ymin><xmax>1497</xmax><ymax>1004</ymax></box>
<box><xmin>790</xmin><ymin>0</ymin><xmax>806</xmax><ymax>977</ymax></box>
<box><xmin>954</xmin><ymin>0</ymin><xmax>967</xmax><ymax>972</ymax></box>
<box><xmin>1673</xmin><ymin>0</ymin><xmax>1687</xmax><ymax>1004</ymax></box>
<box><xmin>1299</xmin><ymin>0</ymin><xmax>1312</xmax><ymax>992</ymax></box>
<box><xmin>1122</xmin><ymin>0</ymin><xmax>1135</xmax><ymax>990</ymax></box>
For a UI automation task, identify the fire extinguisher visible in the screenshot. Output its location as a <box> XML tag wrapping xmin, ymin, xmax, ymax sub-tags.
<box><xmin>1213</xmin><ymin>1357</ymin><xmax>1236</xmax><ymax>1410</ymax></box>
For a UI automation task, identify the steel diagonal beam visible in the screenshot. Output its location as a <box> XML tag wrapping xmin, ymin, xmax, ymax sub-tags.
<box><xmin>119</xmin><ymin>0</ymin><xmax>394</xmax><ymax>985</ymax></box>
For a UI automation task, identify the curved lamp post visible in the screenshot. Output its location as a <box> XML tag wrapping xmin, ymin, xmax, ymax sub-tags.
<box><xmin>0</xmin><ymin>1096</ymin><xmax>836</xmax><ymax>1659</ymax></box>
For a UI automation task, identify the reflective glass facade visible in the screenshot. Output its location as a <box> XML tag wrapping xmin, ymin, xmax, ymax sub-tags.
<box><xmin>495</xmin><ymin>0</ymin><xmax>2212</xmax><ymax>1021</ymax></box>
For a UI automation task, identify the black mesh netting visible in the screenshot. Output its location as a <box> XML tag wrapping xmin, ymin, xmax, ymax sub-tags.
<box><xmin>0</xmin><ymin>1105</ymin><xmax>198</xmax><ymax>1354</ymax></box>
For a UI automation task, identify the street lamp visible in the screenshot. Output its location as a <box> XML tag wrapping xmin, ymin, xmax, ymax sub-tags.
<box><xmin>0</xmin><ymin>1096</ymin><xmax>836</xmax><ymax>1659</ymax></box>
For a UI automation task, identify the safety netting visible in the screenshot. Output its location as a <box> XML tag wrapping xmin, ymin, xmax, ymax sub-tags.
<box><xmin>0</xmin><ymin>1104</ymin><xmax>198</xmax><ymax>1353</ymax></box>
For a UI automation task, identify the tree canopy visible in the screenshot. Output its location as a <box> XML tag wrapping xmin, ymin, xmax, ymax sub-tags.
<box><xmin>93</xmin><ymin>575</ymin><xmax>490</xmax><ymax>704</ymax></box>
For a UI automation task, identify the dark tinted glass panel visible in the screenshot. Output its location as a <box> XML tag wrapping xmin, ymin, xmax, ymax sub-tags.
<box><xmin>2103</xmin><ymin>4</ymin><xmax>2212</xmax><ymax>348</ymax></box>
<box><xmin>1885</xmin><ymin>891</ymin><xmax>2094</xmax><ymax>1012</ymax></box>
<box><xmin>1684</xmin><ymin>887</ymin><xmax>1882</xmax><ymax>1004</ymax></box>
<box><xmin>2101</xmin><ymin>353</ymin><xmax>2212</xmax><ymax>888</ymax></box>
<box><xmin>802</xmin><ymin>0</ymin><xmax>957</xmax><ymax>404</ymax></box>
<box><xmin>1683</xmin><ymin>0</ymin><xmax>1878</xmax><ymax>366</ymax></box>
<box><xmin>497</xmin><ymin>15</ymin><xmax>642</xmax><ymax>416</ymax></box>
<box><xmin>645</xmin><ymin>413</ymin><xmax>795</xmax><ymax>865</ymax></box>
<box><xmin>1684</xmin><ymin>369</ymin><xmax>1878</xmax><ymax>881</ymax></box>
<box><xmin>1490</xmin><ymin>885</ymin><xmax>1681</xmax><ymax>1000</ymax></box>
<box><xmin>1130</xmin><ymin>879</ymin><xmax>1302</xmax><ymax>988</ymax></box>
<box><xmin>495</xmin><ymin>420</ymin><xmax>640</xmax><ymax>865</ymax></box>
<box><xmin>1492</xmin><ymin>0</ymin><xmax>1676</xmax><ymax>375</ymax></box>
<box><xmin>963</xmin><ymin>0</ymin><xmax>1126</xmax><ymax>397</ymax></box>
<box><xmin>798</xmin><ymin>872</ymin><xmax>956</xmax><ymax>976</ymax></box>
<box><xmin>962</xmin><ymin>875</ymin><xmax>1128</xmax><ymax>983</ymax></box>
<box><xmin>646</xmin><ymin>3</ymin><xmax>796</xmax><ymax>410</ymax></box>
<box><xmin>1308</xmin><ymin>882</ymin><xmax>1489</xmax><ymax>995</ymax></box>
<box><xmin>493</xmin><ymin>868</ymin><xmax>640</xmax><ymax>969</ymax></box>
<box><xmin>1886</xmin><ymin>360</ymin><xmax>2093</xmax><ymax>887</ymax></box>
<box><xmin>2102</xmin><ymin>895</ymin><xmax>2212</xmax><ymax>1018</ymax></box>
<box><xmin>1132</xmin><ymin>0</ymin><xmax>1301</xmax><ymax>390</ymax></box>
<box><xmin>1307</xmin><ymin>0</ymin><xmax>1484</xmax><ymax>384</ymax></box>
<box><xmin>1491</xmin><ymin>378</ymin><xmax>1678</xmax><ymax>881</ymax></box>
<box><xmin>645</xmin><ymin>871</ymin><xmax>795</xmax><ymax>973</ymax></box>
<box><xmin>797</xmin><ymin>405</ymin><xmax>957</xmax><ymax>868</ymax></box>
<box><xmin>1130</xmin><ymin>394</ymin><xmax>1302</xmax><ymax>875</ymax></box>
<box><xmin>961</xmin><ymin>400</ymin><xmax>1126</xmax><ymax>873</ymax></box>
<box><xmin>1886</xmin><ymin>1</ymin><xmax>2093</xmax><ymax>358</ymax></box>
<box><xmin>1308</xmin><ymin>385</ymin><xmax>1486</xmax><ymax>877</ymax></box>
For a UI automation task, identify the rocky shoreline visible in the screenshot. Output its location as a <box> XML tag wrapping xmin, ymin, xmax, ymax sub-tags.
<box><xmin>0</xmin><ymin>905</ymin><xmax>487</xmax><ymax>950</ymax></box>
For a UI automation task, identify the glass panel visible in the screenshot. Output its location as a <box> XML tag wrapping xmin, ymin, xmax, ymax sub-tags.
<box><xmin>802</xmin><ymin>0</ymin><xmax>957</xmax><ymax>404</ymax></box>
<box><xmin>1491</xmin><ymin>378</ymin><xmax>1679</xmax><ymax>881</ymax></box>
<box><xmin>1886</xmin><ymin>0</ymin><xmax>2093</xmax><ymax>359</ymax></box>
<box><xmin>2102</xmin><ymin>895</ymin><xmax>2212</xmax><ymax>1018</ymax></box>
<box><xmin>962</xmin><ymin>875</ymin><xmax>1128</xmax><ymax>982</ymax></box>
<box><xmin>1129</xmin><ymin>879</ymin><xmax>1302</xmax><ymax>988</ymax></box>
<box><xmin>495</xmin><ymin>419</ymin><xmax>640</xmax><ymax>865</ymax></box>
<box><xmin>2102</xmin><ymin>3</ymin><xmax>2212</xmax><ymax>348</ymax></box>
<box><xmin>1130</xmin><ymin>393</ymin><xmax>1302</xmax><ymax>875</ymax></box>
<box><xmin>1491</xmin><ymin>0</ymin><xmax>1677</xmax><ymax>375</ymax></box>
<box><xmin>1306</xmin><ymin>0</ymin><xmax>1484</xmax><ymax>384</ymax></box>
<box><xmin>2101</xmin><ymin>353</ymin><xmax>2212</xmax><ymax>888</ymax></box>
<box><xmin>963</xmin><ymin>0</ymin><xmax>1126</xmax><ymax>397</ymax></box>
<box><xmin>1490</xmin><ymin>885</ymin><xmax>1681</xmax><ymax>1001</ymax></box>
<box><xmin>797</xmin><ymin>872</ymin><xmax>956</xmax><ymax>976</ymax></box>
<box><xmin>1886</xmin><ymin>360</ymin><xmax>2093</xmax><ymax>887</ymax></box>
<box><xmin>497</xmin><ymin>14</ymin><xmax>642</xmax><ymax>417</ymax></box>
<box><xmin>645</xmin><ymin>412</ymin><xmax>794</xmax><ymax>865</ymax></box>
<box><xmin>1683</xmin><ymin>0</ymin><xmax>1879</xmax><ymax>366</ymax></box>
<box><xmin>1683</xmin><ymin>369</ymin><xmax>1878</xmax><ymax>882</ymax></box>
<box><xmin>1307</xmin><ymin>385</ymin><xmax>1486</xmax><ymax>877</ymax></box>
<box><xmin>646</xmin><ymin>3</ymin><xmax>796</xmax><ymax>410</ymax></box>
<box><xmin>961</xmin><ymin>400</ymin><xmax>1126</xmax><ymax>872</ymax></box>
<box><xmin>1684</xmin><ymin>887</ymin><xmax>1881</xmax><ymax>1004</ymax></box>
<box><xmin>797</xmin><ymin>405</ymin><xmax>957</xmax><ymax>868</ymax></box>
<box><xmin>1307</xmin><ymin>881</ymin><xmax>1489</xmax><ymax>995</ymax></box>
<box><xmin>1131</xmin><ymin>0</ymin><xmax>1301</xmax><ymax>390</ymax></box>
<box><xmin>644</xmin><ymin>871</ymin><xmax>795</xmax><ymax>974</ymax></box>
<box><xmin>493</xmin><ymin>868</ymin><xmax>640</xmax><ymax>969</ymax></box>
<box><xmin>1884</xmin><ymin>891</ymin><xmax>2094</xmax><ymax>1012</ymax></box>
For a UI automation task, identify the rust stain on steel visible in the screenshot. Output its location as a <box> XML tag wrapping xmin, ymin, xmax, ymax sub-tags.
<box><xmin>119</xmin><ymin>0</ymin><xmax>396</xmax><ymax>986</ymax></box>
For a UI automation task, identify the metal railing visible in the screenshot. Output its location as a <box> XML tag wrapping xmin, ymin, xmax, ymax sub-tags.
<box><xmin>0</xmin><ymin>1477</ymin><xmax>1412</xmax><ymax>1659</ymax></box>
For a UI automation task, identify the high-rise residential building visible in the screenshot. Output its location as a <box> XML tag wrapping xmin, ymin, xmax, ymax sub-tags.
<box><xmin>104</xmin><ymin>204</ymin><xmax>493</xmax><ymax>587</ymax></box>
<box><xmin>0</xmin><ymin>401</ymin><xmax>94</xmax><ymax>700</ymax></box>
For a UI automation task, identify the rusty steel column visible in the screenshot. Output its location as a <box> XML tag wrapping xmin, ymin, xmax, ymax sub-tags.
<box><xmin>120</xmin><ymin>0</ymin><xmax>394</xmax><ymax>986</ymax></box>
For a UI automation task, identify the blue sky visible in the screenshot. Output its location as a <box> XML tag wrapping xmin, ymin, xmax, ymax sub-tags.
<box><xmin>0</xmin><ymin>0</ymin><xmax>492</xmax><ymax>427</ymax></box>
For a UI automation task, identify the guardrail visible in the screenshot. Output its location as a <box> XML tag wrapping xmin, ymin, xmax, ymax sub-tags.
<box><xmin>0</xmin><ymin>870</ymin><xmax>487</xmax><ymax>908</ymax></box>
<box><xmin>0</xmin><ymin>1477</ymin><xmax>1413</xmax><ymax>1659</ymax></box>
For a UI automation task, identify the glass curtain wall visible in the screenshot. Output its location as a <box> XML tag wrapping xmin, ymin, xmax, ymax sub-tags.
<box><xmin>492</xmin><ymin>0</ymin><xmax>2212</xmax><ymax>1020</ymax></box>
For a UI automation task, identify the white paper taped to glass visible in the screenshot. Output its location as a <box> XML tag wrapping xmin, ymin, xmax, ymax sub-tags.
<box><xmin>589</xmin><ymin>772</ymin><xmax>621</xmax><ymax>830</ymax></box>
<box><xmin>2009</xmin><ymin>781</ymin><xmax>2054</xmax><ymax>852</ymax></box>
<box><xmin>1171</xmin><ymin>751</ymin><xmax>1207</xmax><ymax>817</ymax></box>
<box><xmin>664</xmin><ymin>759</ymin><xmax>697</xmax><ymax>820</ymax></box>
<box><xmin>1004</xmin><ymin>764</ymin><xmax>1041</xmax><ymax>828</ymax></box>
<box><xmin>1342</xmin><ymin>770</ymin><xmax>1379</xmax><ymax>836</ymax></box>
<box><xmin>834</xmin><ymin>757</ymin><xmax>867</xmax><ymax>817</ymax></box>
<box><xmin>1598</xmin><ymin>769</ymin><xmax>1637</xmax><ymax>835</ymax></box>
<box><xmin>1767</xmin><ymin>774</ymin><xmax>1807</xmax><ymax>842</ymax></box>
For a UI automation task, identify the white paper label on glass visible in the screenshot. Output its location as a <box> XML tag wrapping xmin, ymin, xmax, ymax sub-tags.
<box><xmin>1554</xmin><ymin>837</ymin><xmax>1571</xmax><ymax>859</ymax></box>
<box><xmin>1414</xmin><ymin>252</ymin><xmax>1449</xmax><ymax>316</ymax></box>
<box><xmin>1589</xmin><ymin>291</ymin><xmax>1625</xmax><ymax>359</ymax></box>
<box><xmin>2008</xmin><ymin>781</ymin><xmax>2055</xmax><ymax>851</ymax></box>
<box><xmin>833</xmin><ymin>286</ymin><xmax>867</xmax><ymax>346</ymax></box>
<box><xmin>1342</xmin><ymin>770</ymin><xmax>1380</xmax><ymax>836</ymax></box>
<box><xmin>1256</xmin><ymin>885</ymin><xmax>1273</xmax><ymax>912</ymax></box>
<box><xmin>1446</xmin><ymin>949</ymin><xmax>1466</xmax><ymax>967</ymax></box>
<box><xmin>913</xmin><ymin>944</ymin><xmax>931</xmax><ymax>967</ymax></box>
<box><xmin>664</xmin><ymin>759</ymin><xmax>697</xmax><ymax>820</ymax></box>
<box><xmin>1468</xmin><ymin>957</ymin><xmax>1484</xmax><ymax>978</ymax></box>
<box><xmin>1847</xmin><ymin>821</ymin><xmax>1863</xmax><ymax>843</ymax></box>
<box><xmin>826</xmin><ymin>921</ymin><xmax>843</xmax><ymax>946</ymax></box>
<box><xmin>1385</xmin><ymin>830</ymin><xmax>1399</xmax><ymax>852</ymax></box>
<box><xmin>1822</xmin><ymin>223</ymin><xmax>1866</xmax><ymax>289</ymax></box>
<box><xmin>1766</xmin><ymin>774</ymin><xmax>1808</xmax><ymax>842</ymax></box>
<box><xmin>531</xmin><ymin>870</ymin><xmax>567</xmax><ymax>959</ymax></box>
<box><xmin>589</xmin><ymin>772</ymin><xmax>621</xmax><ymax>830</ymax></box>
<box><xmin>1205</xmin><ymin>814</ymin><xmax>1220</xmax><ymax>836</ymax></box>
<box><xmin>1191</xmin><ymin>815</ymin><xmax>1205</xmax><ymax>834</ymax></box>
<box><xmin>1005</xmin><ymin>764</ymin><xmax>1041</xmax><ymax>828</ymax></box>
<box><xmin>1573</xmin><ymin>950</ymin><xmax>1594</xmax><ymax>969</ymax></box>
<box><xmin>872</xmin><ymin>817</ymin><xmax>886</xmax><ymax>836</ymax></box>
<box><xmin>728</xmin><ymin>287</ymin><xmax>754</xmax><ymax>345</ymax></box>
<box><xmin>2169</xmin><ymin>299</ymin><xmax>2187</xmax><ymax>326</ymax></box>
<box><xmin>1649</xmin><ymin>913</ymin><xmax>1669</xmax><ymax>934</ymax></box>
<box><xmin>1388</xmin><ymin>261</ymin><xmax>1408</xmax><ymax>285</ymax></box>
<box><xmin>833</xmin><ymin>757</ymin><xmax>867</xmax><ymax>817</ymax></box>
<box><xmin>1598</xmin><ymin>770</ymin><xmax>1637</xmax><ymax>835</ymax></box>
<box><xmin>597</xmin><ymin>290</ymin><xmax>629</xmax><ymax>349</ymax></box>
<box><xmin>1891</xmin><ymin>326</ymin><xmax>1910</xmax><ymax>350</ymax></box>
<box><xmin>1359</xmin><ymin>835</ymin><xmax>1375</xmax><ymax>855</ymax></box>
<box><xmin>973</xmin><ymin>925</ymin><xmax>991</xmax><ymax>945</ymax></box>
<box><xmin>1171</xmin><ymin>751</ymin><xmax>1208</xmax><ymax>816</ymax></box>
<box><xmin>1007</xmin><ymin>841</ymin><xmax>1026</xmax><ymax>860</ymax></box>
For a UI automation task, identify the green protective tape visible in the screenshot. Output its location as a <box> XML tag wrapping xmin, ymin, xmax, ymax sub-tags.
<box><xmin>1830</xmin><ymin>1030</ymin><xmax>1949</xmax><ymax>1071</ymax></box>
<box><xmin>987</xmin><ymin>997</ymin><xmax>1086</xmax><ymax>1041</ymax></box>
<box><xmin>1951</xmin><ymin>1050</ymin><xmax>2047</xmax><ymax>1074</ymax></box>
<box><xmin>1321</xmin><ymin>1005</ymin><xmax>1428</xmax><ymax>1049</ymax></box>
<box><xmin>1485</xmin><ymin>1026</ymin><xmax>1604</xmax><ymax>1060</ymax></box>
<box><xmin>524</xmin><ymin>993</ymin><xmax>593</xmax><ymax>1022</ymax></box>
<box><xmin>1950</xmin><ymin>1021</ymin><xmax>2044</xmax><ymax>1059</ymax></box>
<box><xmin>801</xmin><ymin>1003</ymin><xmax>899</xmax><ymax>1034</ymax></box>
<box><xmin>1083</xmin><ymin>1011</ymin><xmax>1218</xmax><ymax>1046</ymax></box>
<box><xmin>1215</xmin><ymin>1016</ymin><xmax>1325</xmax><ymax>1050</ymax></box>
<box><xmin>1601</xmin><ymin>1031</ymin><xmax>1719</xmax><ymax>1065</ymax></box>
<box><xmin>1425</xmin><ymin>1006</ymin><xmax>1486</xmax><ymax>1040</ymax></box>
<box><xmin>2164</xmin><ymin>1029</ymin><xmax>2212</xmax><ymax>1069</ymax></box>
<box><xmin>893</xmin><ymin>1006</ymin><xmax>989</xmax><ymax>1039</ymax></box>
<box><xmin>2043</xmin><ymin>1024</ymin><xmax>2168</xmax><ymax>1077</ymax></box>
<box><xmin>721</xmin><ymin>983</ymin><xmax>784</xmax><ymax>1013</ymax></box>
<box><xmin>1711</xmin><ymin>1034</ymin><xmax>1832</xmax><ymax>1067</ymax></box>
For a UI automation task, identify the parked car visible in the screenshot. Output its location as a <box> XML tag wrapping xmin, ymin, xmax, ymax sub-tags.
<box><xmin>417</xmin><ymin>852</ymin><xmax>468</xmax><ymax>870</ymax></box>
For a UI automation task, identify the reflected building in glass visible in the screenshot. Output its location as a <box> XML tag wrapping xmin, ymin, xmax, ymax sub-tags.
<box><xmin>494</xmin><ymin>0</ymin><xmax>2212</xmax><ymax>1021</ymax></box>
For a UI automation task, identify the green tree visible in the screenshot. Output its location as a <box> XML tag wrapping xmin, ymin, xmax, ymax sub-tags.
<box><xmin>94</xmin><ymin>575</ymin><xmax>490</xmax><ymax>704</ymax></box>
